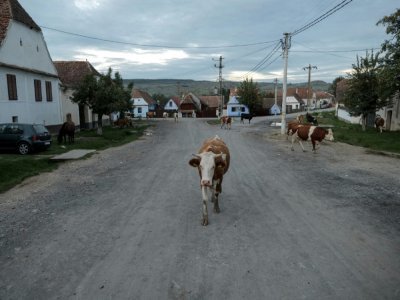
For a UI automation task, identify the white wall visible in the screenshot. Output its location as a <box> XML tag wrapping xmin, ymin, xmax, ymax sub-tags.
<box><xmin>0</xmin><ymin>67</ymin><xmax>62</xmax><ymax>125</ymax></box>
<box><xmin>0</xmin><ymin>21</ymin><xmax>57</xmax><ymax>75</ymax></box>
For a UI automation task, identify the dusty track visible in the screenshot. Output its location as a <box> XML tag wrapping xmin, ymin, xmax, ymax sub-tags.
<box><xmin>0</xmin><ymin>117</ymin><xmax>399</xmax><ymax>299</ymax></box>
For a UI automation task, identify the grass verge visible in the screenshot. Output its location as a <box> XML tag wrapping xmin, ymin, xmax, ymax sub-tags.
<box><xmin>0</xmin><ymin>123</ymin><xmax>149</xmax><ymax>194</ymax></box>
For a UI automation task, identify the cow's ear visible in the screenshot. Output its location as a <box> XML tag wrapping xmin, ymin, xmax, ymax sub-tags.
<box><xmin>189</xmin><ymin>155</ymin><xmax>200</xmax><ymax>167</ymax></box>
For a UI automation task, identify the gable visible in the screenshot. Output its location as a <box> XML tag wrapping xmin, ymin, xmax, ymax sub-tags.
<box><xmin>0</xmin><ymin>0</ymin><xmax>41</xmax><ymax>45</ymax></box>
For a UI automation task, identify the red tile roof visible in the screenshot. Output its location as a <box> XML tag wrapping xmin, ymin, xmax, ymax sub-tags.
<box><xmin>0</xmin><ymin>0</ymin><xmax>41</xmax><ymax>45</ymax></box>
<box><xmin>54</xmin><ymin>61</ymin><xmax>100</xmax><ymax>87</ymax></box>
<box><xmin>199</xmin><ymin>95</ymin><xmax>220</xmax><ymax>108</ymax></box>
<box><xmin>131</xmin><ymin>89</ymin><xmax>155</xmax><ymax>104</ymax></box>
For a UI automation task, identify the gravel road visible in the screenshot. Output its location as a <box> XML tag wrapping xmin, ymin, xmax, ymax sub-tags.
<box><xmin>1</xmin><ymin>116</ymin><xmax>399</xmax><ymax>299</ymax></box>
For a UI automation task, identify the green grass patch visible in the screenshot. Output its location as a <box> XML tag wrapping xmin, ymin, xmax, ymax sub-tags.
<box><xmin>317</xmin><ymin>111</ymin><xmax>400</xmax><ymax>154</ymax></box>
<box><xmin>0</xmin><ymin>124</ymin><xmax>149</xmax><ymax>193</ymax></box>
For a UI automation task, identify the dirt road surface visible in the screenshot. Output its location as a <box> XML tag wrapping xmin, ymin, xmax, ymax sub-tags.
<box><xmin>1</xmin><ymin>116</ymin><xmax>399</xmax><ymax>299</ymax></box>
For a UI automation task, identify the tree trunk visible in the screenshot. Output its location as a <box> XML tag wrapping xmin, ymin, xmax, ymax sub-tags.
<box><xmin>97</xmin><ymin>114</ymin><xmax>103</xmax><ymax>135</ymax></box>
<box><xmin>361</xmin><ymin>114</ymin><xmax>367</xmax><ymax>131</ymax></box>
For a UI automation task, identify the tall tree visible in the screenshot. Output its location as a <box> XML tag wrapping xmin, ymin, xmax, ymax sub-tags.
<box><xmin>330</xmin><ymin>76</ymin><xmax>344</xmax><ymax>98</ymax></box>
<box><xmin>237</xmin><ymin>78</ymin><xmax>260</xmax><ymax>112</ymax></box>
<box><xmin>376</xmin><ymin>8</ymin><xmax>400</xmax><ymax>100</ymax></box>
<box><xmin>71</xmin><ymin>68</ymin><xmax>132</xmax><ymax>135</ymax></box>
<box><xmin>344</xmin><ymin>51</ymin><xmax>383</xmax><ymax>130</ymax></box>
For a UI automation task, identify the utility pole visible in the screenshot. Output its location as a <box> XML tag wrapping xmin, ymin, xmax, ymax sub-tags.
<box><xmin>214</xmin><ymin>56</ymin><xmax>224</xmax><ymax>117</ymax></box>
<box><xmin>274</xmin><ymin>78</ymin><xmax>278</xmax><ymax>108</ymax></box>
<box><xmin>303</xmin><ymin>64</ymin><xmax>317</xmax><ymax>112</ymax></box>
<box><xmin>281</xmin><ymin>33</ymin><xmax>291</xmax><ymax>135</ymax></box>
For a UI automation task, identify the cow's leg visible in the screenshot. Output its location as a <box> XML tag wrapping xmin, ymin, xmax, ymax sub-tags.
<box><xmin>212</xmin><ymin>180</ymin><xmax>220</xmax><ymax>213</ymax></box>
<box><xmin>201</xmin><ymin>186</ymin><xmax>209</xmax><ymax>226</ymax></box>
<box><xmin>291</xmin><ymin>133</ymin><xmax>298</xmax><ymax>151</ymax></box>
<box><xmin>299</xmin><ymin>140</ymin><xmax>306</xmax><ymax>152</ymax></box>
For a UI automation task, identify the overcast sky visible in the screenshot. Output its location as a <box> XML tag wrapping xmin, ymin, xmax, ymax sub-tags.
<box><xmin>18</xmin><ymin>0</ymin><xmax>399</xmax><ymax>84</ymax></box>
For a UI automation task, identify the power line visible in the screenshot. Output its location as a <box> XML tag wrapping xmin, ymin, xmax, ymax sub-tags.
<box><xmin>291</xmin><ymin>0</ymin><xmax>353</xmax><ymax>37</ymax></box>
<box><xmin>40</xmin><ymin>25</ymin><xmax>280</xmax><ymax>49</ymax></box>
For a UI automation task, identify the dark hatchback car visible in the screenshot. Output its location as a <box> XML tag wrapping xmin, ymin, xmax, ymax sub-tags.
<box><xmin>0</xmin><ymin>123</ymin><xmax>52</xmax><ymax>155</ymax></box>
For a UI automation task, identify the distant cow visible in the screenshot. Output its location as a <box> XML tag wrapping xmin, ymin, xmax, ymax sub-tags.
<box><xmin>240</xmin><ymin>113</ymin><xmax>253</xmax><ymax>124</ymax></box>
<box><xmin>306</xmin><ymin>113</ymin><xmax>318</xmax><ymax>125</ymax></box>
<box><xmin>174</xmin><ymin>112</ymin><xmax>178</xmax><ymax>122</ymax></box>
<box><xmin>146</xmin><ymin>111</ymin><xmax>155</xmax><ymax>119</ymax></box>
<box><xmin>375</xmin><ymin>115</ymin><xmax>385</xmax><ymax>133</ymax></box>
<box><xmin>189</xmin><ymin>135</ymin><xmax>230</xmax><ymax>226</ymax></box>
<box><xmin>220</xmin><ymin>116</ymin><xmax>232</xmax><ymax>129</ymax></box>
<box><xmin>114</xmin><ymin>118</ymin><xmax>131</xmax><ymax>128</ymax></box>
<box><xmin>57</xmin><ymin>121</ymin><xmax>75</xmax><ymax>144</ymax></box>
<box><xmin>163</xmin><ymin>112</ymin><xmax>168</xmax><ymax>118</ymax></box>
<box><xmin>291</xmin><ymin>125</ymin><xmax>334</xmax><ymax>152</ymax></box>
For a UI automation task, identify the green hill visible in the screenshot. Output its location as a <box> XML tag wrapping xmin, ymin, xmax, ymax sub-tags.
<box><xmin>123</xmin><ymin>79</ymin><xmax>331</xmax><ymax>97</ymax></box>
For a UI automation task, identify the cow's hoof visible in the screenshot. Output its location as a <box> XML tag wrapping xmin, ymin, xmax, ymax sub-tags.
<box><xmin>214</xmin><ymin>206</ymin><xmax>220</xmax><ymax>213</ymax></box>
<box><xmin>202</xmin><ymin>218</ymin><xmax>209</xmax><ymax>226</ymax></box>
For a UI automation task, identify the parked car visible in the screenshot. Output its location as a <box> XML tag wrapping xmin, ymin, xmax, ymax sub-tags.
<box><xmin>0</xmin><ymin>123</ymin><xmax>52</xmax><ymax>155</ymax></box>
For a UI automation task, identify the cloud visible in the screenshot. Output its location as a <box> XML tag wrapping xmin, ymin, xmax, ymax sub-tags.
<box><xmin>74</xmin><ymin>0</ymin><xmax>104</xmax><ymax>10</ymax></box>
<box><xmin>73</xmin><ymin>47</ymin><xmax>190</xmax><ymax>73</ymax></box>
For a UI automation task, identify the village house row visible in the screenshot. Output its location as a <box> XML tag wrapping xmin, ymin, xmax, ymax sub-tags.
<box><xmin>1</xmin><ymin>0</ymin><xmax>399</xmax><ymax>131</ymax></box>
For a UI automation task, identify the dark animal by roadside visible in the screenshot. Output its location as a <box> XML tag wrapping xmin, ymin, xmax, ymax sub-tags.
<box><xmin>240</xmin><ymin>113</ymin><xmax>253</xmax><ymax>124</ymax></box>
<box><xmin>291</xmin><ymin>125</ymin><xmax>334</xmax><ymax>152</ymax></box>
<box><xmin>114</xmin><ymin>118</ymin><xmax>131</xmax><ymax>128</ymax></box>
<box><xmin>375</xmin><ymin>115</ymin><xmax>385</xmax><ymax>133</ymax></box>
<box><xmin>306</xmin><ymin>113</ymin><xmax>318</xmax><ymax>125</ymax></box>
<box><xmin>189</xmin><ymin>135</ymin><xmax>230</xmax><ymax>226</ymax></box>
<box><xmin>58</xmin><ymin>121</ymin><xmax>75</xmax><ymax>144</ymax></box>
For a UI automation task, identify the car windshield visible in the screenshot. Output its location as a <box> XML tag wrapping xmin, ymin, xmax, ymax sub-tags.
<box><xmin>33</xmin><ymin>125</ymin><xmax>48</xmax><ymax>134</ymax></box>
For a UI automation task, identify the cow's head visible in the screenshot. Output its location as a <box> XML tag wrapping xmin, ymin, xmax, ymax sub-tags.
<box><xmin>325</xmin><ymin>128</ymin><xmax>334</xmax><ymax>141</ymax></box>
<box><xmin>189</xmin><ymin>152</ymin><xmax>226</xmax><ymax>187</ymax></box>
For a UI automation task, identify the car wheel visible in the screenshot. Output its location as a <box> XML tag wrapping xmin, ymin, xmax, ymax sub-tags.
<box><xmin>18</xmin><ymin>142</ymin><xmax>31</xmax><ymax>155</ymax></box>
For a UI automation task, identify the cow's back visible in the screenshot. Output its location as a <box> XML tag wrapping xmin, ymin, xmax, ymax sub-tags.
<box><xmin>198</xmin><ymin>137</ymin><xmax>230</xmax><ymax>173</ymax></box>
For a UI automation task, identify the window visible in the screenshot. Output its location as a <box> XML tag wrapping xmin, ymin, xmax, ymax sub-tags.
<box><xmin>45</xmin><ymin>81</ymin><xmax>53</xmax><ymax>101</ymax></box>
<box><xmin>7</xmin><ymin>74</ymin><xmax>18</xmax><ymax>100</ymax></box>
<box><xmin>34</xmin><ymin>79</ymin><xmax>42</xmax><ymax>101</ymax></box>
<box><xmin>169</xmin><ymin>101</ymin><xmax>172</xmax><ymax>107</ymax></box>
<box><xmin>232</xmin><ymin>107</ymin><xmax>236</xmax><ymax>112</ymax></box>
<box><xmin>12</xmin><ymin>116</ymin><xmax>18</xmax><ymax>123</ymax></box>
<box><xmin>138</xmin><ymin>107</ymin><xmax>142</xmax><ymax>113</ymax></box>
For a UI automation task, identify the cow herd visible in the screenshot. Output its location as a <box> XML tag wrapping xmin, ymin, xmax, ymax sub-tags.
<box><xmin>190</xmin><ymin>113</ymin><xmax>387</xmax><ymax>226</ymax></box>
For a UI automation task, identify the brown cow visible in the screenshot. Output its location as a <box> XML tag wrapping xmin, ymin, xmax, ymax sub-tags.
<box><xmin>375</xmin><ymin>115</ymin><xmax>385</xmax><ymax>133</ymax></box>
<box><xmin>189</xmin><ymin>135</ymin><xmax>230</xmax><ymax>226</ymax></box>
<box><xmin>146</xmin><ymin>111</ymin><xmax>155</xmax><ymax>119</ymax></box>
<box><xmin>220</xmin><ymin>116</ymin><xmax>232</xmax><ymax>129</ymax></box>
<box><xmin>291</xmin><ymin>125</ymin><xmax>334</xmax><ymax>152</ymax></box>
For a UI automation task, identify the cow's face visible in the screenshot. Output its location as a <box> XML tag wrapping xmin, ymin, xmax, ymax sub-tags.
<box><xmin>325</xmin><ymin>128</ymin><xmax>334</xmax><ymax>141</ymax></box>
<box><xmin>189</xmin><ymin>152</ymin><xmax>226</xmax><ymax>187</ymax></box>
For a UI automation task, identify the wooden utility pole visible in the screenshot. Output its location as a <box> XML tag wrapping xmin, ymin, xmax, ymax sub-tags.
<box><xmin>303</xmin><ymin>64</ymin><xmax>317</xmax><ymax>112</ymax></box>
<box><xmin>281</xmin><ymin>33</ymin><xmax>291</xmax><ymax>135</ymax></box>
<box><xmin>214</xmin><ymin>56</ymin><xmax>224</xmax><ymax>117</ymax></box>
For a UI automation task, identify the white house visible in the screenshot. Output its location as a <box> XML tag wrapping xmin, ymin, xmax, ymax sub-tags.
<box><xmin>285</xmin><ymin>95</ymin><xmax>302</xmax><ymax>111</ymax></box>
<box><xmin>131</xmin><ymin>89</ymin><xmax>155</xmax><ymax>118</ymax></box>
<box><xmin>226</xmin><ymin>95</ymin><xmax>249</xmax><ymax>117</ymax></box>
<box><xmin>0</xmin><ymin>0</ymin><xmax>62</xmax><ymax>128</ymax></box>
<box><xmin>164</xmin><ymin>96</ymin><xmax>180</xmax><ymax>112</ymax></box>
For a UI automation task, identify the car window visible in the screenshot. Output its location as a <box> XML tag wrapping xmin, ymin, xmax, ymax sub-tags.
<box><xmin>8</xmin><ymin>125</ymin><xmax>22</xmax><ymax>134</ymax></box>
<box><xmin>33</xmin><ymin>125</ymin><xmax>48</xmax><ymax>134</ymax></box>
<box><xmin>0</xmin><ymin>124</ymin><xmax>7</xmax><ymax>134</ymax></box>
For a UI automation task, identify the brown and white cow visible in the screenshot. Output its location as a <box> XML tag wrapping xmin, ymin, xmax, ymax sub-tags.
<box><xmin>220</xmin><ymin>116</ymin><xmax>232</xmax><ymax>130</ymax></box>
<box><xmin>375</xmin><ymin>115</ymin><xmax>385</xmax><ymax>133</ymax></box>
<box><xmin>291</xmin><ymin>125</ymin><xmax>334</xmax><ymax>152</ymax></box>
<box><xmin>189</xmin><ymin>135</ymin><xmax>230</xmax><ymax>226</ymax></box>
<box><xmin>286</xmin><ymin>120</ymin><xmax>303</xmax><ymax>140</ymax></box>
